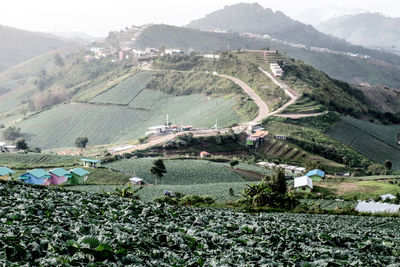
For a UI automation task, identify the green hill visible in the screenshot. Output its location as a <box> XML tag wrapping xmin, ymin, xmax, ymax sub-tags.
<box><xmin>0</xmin><ymin>25</ymin><xmax>66</xmax><ymax>72</ymax></box>
<box><xmin>318</xmin><ymin>13</ymin><xmax>400</xmax><ymax>51</ymax></box>
<box><xmin>186</xmin><ymin>3</ymin><xmax>400</xmax><ymax>67</ymax></box>
<box><xmin>132</xmin><ymin>24</ymin><xmax>400</xmax><ymax>90</ymax></box>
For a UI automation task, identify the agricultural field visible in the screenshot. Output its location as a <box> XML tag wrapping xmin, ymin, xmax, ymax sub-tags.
<box><xmin>0</xmin><ymin>153</ymin><xmax>79</xmax><ymax>169</ymax></box>
<box><xmin>1</xmin><ymin>180</ymin><xmax>400</xmax><ymax>265</ymax></box>
<box><xmin>105</xmin><ymin>158</ymin><xmax>246</xmax><ymax>185</ymax></box>
<box><xmin>13</xmin><ymin>93</ymin><xmax>241</xmax><ymax>149</ymax></box>
<box><xmin>67</xmin><ymin>182</ymin><xmax>249</xmax><ymax>203</ymax></box>
<box><xmin>327</xmin><ymin>117</ymin><xmax>400</xmax><ymax>168</ymax></box>
<box><xmin>280</xmin><ymin>97</ymin><xmax>326</xmax><ymax>114</ymax></box>
<box><xmin>91</xmin><ymin>72</ymin><xmax>152</xmax><ymax>105</ymax></box>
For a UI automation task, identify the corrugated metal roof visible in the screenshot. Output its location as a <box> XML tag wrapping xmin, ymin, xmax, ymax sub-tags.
<box><xmin>28</xmin><ymin>169</ymin><xmax>51</xmax><ymax>179</ymax></box>
<box><xmin>49</xmin><ymin>168</ymin><xmax>71</xmax><ymax>178</ymax></box>
<box><xmin>129</xmin><ymin>177</ymin><xmax>143</xmax><ymax>183</ymax></box>
<box><xmin>70</xmin><ymin>168</ymin><xmax>90</xmax><ymax>177</ymax></box>
<box><xmin>305</xmin><ymin>169</ymin><xmax>325</xmax><ymax>178</ymax></box>
<box><xmin>81</xmin><ymin>158</ymin><xmax>101</xmax><ymax>163</ymax></box>
<box><xmin>294</xmin><ymin>176</ymin><xmax>313</xmax><ymax>189</ymax></box>
<box><xmin>0</xmin><ymin>167</ymin><xmax>15</xmax><ymax>176</ymax></box>
<box><xmin>356</xmin><ymin>201</ymin><xmax>400</xmax><ymax>213</ymax></box>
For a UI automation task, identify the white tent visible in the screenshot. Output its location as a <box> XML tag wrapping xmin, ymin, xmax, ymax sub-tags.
<box><xmin>294</xmin><ymin>176</ymin><xmax>313</xmax><ymax>189</ymax></box>
<box><xmin>129</xmin><ymin>177</ymin><xmax>144</xmax><ymax>184</ymax></box>
<box><xmin>356</xmin><ymin>201</ymin><xmax>400</xmax><ymax>213</ymax></box>
<box><xmin>380</xmin><ymin>194</ymin><xmax>397</xmax><ymax>201</ymax></box>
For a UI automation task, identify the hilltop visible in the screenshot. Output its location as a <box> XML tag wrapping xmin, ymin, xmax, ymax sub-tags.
<box><xmin>129</xmin><ymin>24</ymin><xmax>400</xmax><ymax>89</ymax></box>
<box><xmin>186</xmin><ymin>3</ymin><xmax>400</xmax><ymax>68</ymax></box>
<box><xmin>318</xmin><ymin>13</ymin><xmax>400</xmax><ymax>52</ymax></box>
<box><xmin>0</xmin><ymin>25</ymin><xmax>66</xmax><ymax>72</ymax></box>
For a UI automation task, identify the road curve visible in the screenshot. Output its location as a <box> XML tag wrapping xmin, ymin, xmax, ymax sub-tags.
<box><xmin>218</xmin><ymin>74</ymin><xmax>269</xmax><ymax>124</ymax></box>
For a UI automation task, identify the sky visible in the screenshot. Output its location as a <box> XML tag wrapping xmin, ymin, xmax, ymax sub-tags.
<box><xmin>1</xmin><ymin>0</ymin><xmax>399</xmax><ymax>37</ymax></box>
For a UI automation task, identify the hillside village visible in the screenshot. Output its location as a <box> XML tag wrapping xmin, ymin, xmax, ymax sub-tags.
<box><xmin>1</xmin><ymin>2</ymin><xmax>400</xmax><ymax>265</ymax></box>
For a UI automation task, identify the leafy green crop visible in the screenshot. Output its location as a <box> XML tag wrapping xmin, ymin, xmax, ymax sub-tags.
<box><xmin>1</xmin><ymin>180</ymin><xmax>400</xmax><ymax>265</ymax></box>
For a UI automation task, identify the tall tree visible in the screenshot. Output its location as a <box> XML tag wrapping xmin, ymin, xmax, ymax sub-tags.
<box><xmin>150</xmin><ymin>159</ymin><xmax>167</xmax><ymax>186</ymax></box>
<box><xmin>75</xmin><ymin>137</ymin><xmax>89</xmax><ymax>149</ymax></box>
<box><xmin>15</xmin><ymin>138</ymin><xmax>28</xmax><ymax>150</ymax></box>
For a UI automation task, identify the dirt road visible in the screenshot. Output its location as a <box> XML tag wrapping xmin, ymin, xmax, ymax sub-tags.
<box><xmin>218</xmin><ymin>74</ymin><xmax>269</xmax><ymax>124</ymax></box>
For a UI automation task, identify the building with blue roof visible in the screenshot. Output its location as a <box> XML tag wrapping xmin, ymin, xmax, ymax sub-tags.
<box><xmin>48</xmin><ymin>168</ymin><xmax>72</xmax><ymax>185</ymax></box>
<box><xmin>69</xmin><ymin>168</ymin><xmax>90</xmax><ymax>185</ymax></box>
<box><xmin>0</xmin><ymin>167</ymin><xmax>15</xmax><ymax>181</ymax></box>
<box><xmin>19</xmin><ymin>169</ymin><xmax>51</xmax><ymax>185</ymax></box>
<box><xmin>81</xmin><ymin>158</ymin><xmax>101</xmax><ymax>168</ymax></box>
<box><xmin>305</xmin><ymin>169</ymin><xmax>325</xmax><ymax>182</ymax></box>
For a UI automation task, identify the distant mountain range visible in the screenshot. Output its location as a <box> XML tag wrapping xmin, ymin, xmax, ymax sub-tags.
<box><xmin>186</xmin><ymin>3</ymin><xmax>400</xmax><ymax>67</ymax></box>
<box><xmin>0</xmin><ymin>25</ymin><xmax>66</xmax><ymax>72</ymax></box>
<box><xmin>317</xmin><ymin>13</ymin><xmax>400</xmax><ymax>50</ymax></box>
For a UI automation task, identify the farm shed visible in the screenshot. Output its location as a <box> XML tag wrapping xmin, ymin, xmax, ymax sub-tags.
<box><xmin>81</xmin><ymin>158</ymin><xmax>101</xmax><ymax>168</ymax></box>
<box><xmin>294</xmin><ymin>176</ymin><xmax>313</xmax><ymax>193</ymax></box>
<box><xmin>19</xmin><ymin>169</ymin><xmax>51</xmax><ymax>185</ymax></box>
<box><xmin>0</xmin><ymin>167</ymin><xmax>15</xmax><ymax>181</ymax></box>
<box><xmin>129</xmin><ymin>177</ymin><xmax>144</xmax><ymax>185</ymax></box>
<box><xmin>0</xmin><ymin>142</ymin><xmax>17</xmax><ymax>153</ymax></box>
<box><xmin>381</xmin><ymin>194</ymin><xmax>397</xmax><ymax>201</ymax></box>
<box><xmin>356</xmin><ymin>201</ymin><xmax>400</xmax><ymax>213</ymax></box>
<box><xmin>199</xmin><ymin>151</ymin><xmax>211</xmax><ymax>158</ymax></box>
<box><xmin>48</xmin><ymin>168</ymin><xmax>72</xmax><ymax>185</ymax></box>
<box><xmin>69</xmin><ymin>168</ymin><xmax>90</xmax><ymax>185</ymax></box>
<box><xmin>305</xmin><ymin>169</ymin><xmax>325</xmax><ymax>182</ymax></box>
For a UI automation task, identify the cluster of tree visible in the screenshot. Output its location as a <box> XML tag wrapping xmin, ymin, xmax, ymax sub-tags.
<box><xmin>2</xmin><ymin>126</ymin><xmax>22</xmax><ymax>141</ymax></box>
<box><xmin>34</xmin><ymin>69</ymin><xmax>55</xmax><ymax>91</ymax></box>
<box><xmin>75</xmin><ymin>137</ymin><xmax>89</xmax><ymax>149</ymax></box>
<box><xmin>28</xmin><ymin>87</ymin><xmax>69</xmax><ymax>111</ymax></box>
<box><xmin>240</xmin><ymin>170</ymin><xmax>298</xmax><ymax>210</ymax></box>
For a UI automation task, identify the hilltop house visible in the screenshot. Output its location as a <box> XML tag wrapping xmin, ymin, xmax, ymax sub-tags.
<box><xmin>69</xmin><ymin>168</ymin><xmax>90</xmax><ymax>185</ymax></box>
<box><xmin>0</xmin><ymin>167</ymin><xmax>15</xmax><ymax>181</ymax></box>
<box><xmin>81</xmin><ymin>158</ymin><xmax>101</xmax><ymax>168</ymax></box>
<box><xmin>19</xmin><ymin>169</ymin><xmax>51</xmax><ymax>185</ymax></box>
<box><xmin>47</xmin><ymin>168</ymin><xmax>72</xmax><ymax>185</ymax></box>
<box><xmin>294</xmin><ymin>176</ymin><xmax>313</xmax><ymax>193</ymax></box>
<box><xmin>305</xmin><ymin>169</ymin><xmax>325</xmax><ymax>182</ymax></box>
<box><xmin>246</xmin><ymin>130</ymin><xmax>269</xmax><ymax>147</ymax></box>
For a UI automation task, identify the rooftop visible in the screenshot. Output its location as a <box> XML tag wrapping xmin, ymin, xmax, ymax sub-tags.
<box><xmin>49</xmin><ymin>168</ymin><xmax>71</xmax><ymax>178</ymax></box>
<box><xmin>81</xmin><ymin>158</ymin><xmax>101</xmax><ymax>163</ymax></box>
<box><xmin>305</xmin><ymin>169</ymin><xmax>325</xmax><ymax>178</ymax></box>
<box><xmin>294</xmin><ymin>176</ymin><xmax>313</xmax><ymax>189</ymax></box>
<box><xmin>70</xmin><ymin>168</ymin><xmax>90</xmax><ymax>177</ymax></box>
<box><xmin>27</xmin><ymin>169</ymin><xmax>51</xmax><ymax>179</ymax></box>
<box><xmin>0</xmin><ymin>167</ymin><xmax>15</xmax><ymax>176</ymax></box>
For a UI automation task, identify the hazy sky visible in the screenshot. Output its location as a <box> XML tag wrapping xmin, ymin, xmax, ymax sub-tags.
<box><xmin>1</xmin><ymin>0</ymin><xmax>399</xmax><ymax>37</ymax></box>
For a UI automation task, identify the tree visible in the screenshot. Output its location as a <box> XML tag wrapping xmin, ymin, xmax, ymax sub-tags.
<box><xmin>54</xmin><ymin>53</ymin><xmax>65</xmax><ymax>67</ymax></box>
<box><xmin>150</xmin><ymin>159</ymin><xmax>167</xmax><ymax>186</ymax></box>
<box><xmin>384</xmin><ymin>160</ymin><xmax>392</xmax><ymax>172</ymax></box>
<box><xmin>15</xmin><ymin>138</ymin><xmax>28</xmax><ymax>150</ymax></box>
<box><xmin>230</xmin><ymin>159</ymin><xmax>239</xmax><ymax>168</ymax></box>
<box><xmin>267</xmin><ymin>170</ymin><xmax>287</xmax><ymax>194</ymax></box>
<box><xmin>75</xmin><ymin>137</ymin><xmax>89</xmax><ymax>149</ymax></box>
<box><xmin>3</xmin><ymin>126</ymin><xmax>21</xmax><ymax>140</ymax></box>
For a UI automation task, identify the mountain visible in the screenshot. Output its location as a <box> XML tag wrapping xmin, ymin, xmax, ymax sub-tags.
<box><xmin>317</xmin><ymin>13</ymin><xmax>400</xmax><ymax>50</ymax></box>
<box><xmin>0</xmin><ymin>25</ymin><xmax>66</xmax><ymax>72</ymax></box>
<box><xmin>131</xmin><ymin>24</ymin><xmax>400</xmax><ymax>89</ymax></box>
<box><xmin>186</xmin><ymin>3</ymin><xmax>400</xmax><ymax>67</ymax></box>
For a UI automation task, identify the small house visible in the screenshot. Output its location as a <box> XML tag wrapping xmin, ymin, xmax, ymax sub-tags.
<box><xmin>305</xmin><ymin>169</ymin><xmax>325</xmax><ymax>182</ymax></box>
<box><xmin>48</xmin><ymin>168</ymin><xmax>72</xmax><ymax>185</ymax></box>
<box><xmin>181</xmin><ymin>126</ymin><xmax>193</xmax><ymax>131</ymax></box>
<box><xmin>19</xmin><ymin>169</ymin><xmax>51</xmax><ymax>185</ymax></box>
<box><xmin>81</xmin><ymin>158</ymin><xmax>101</xmax><ymax>168</ymax></box>
<box><xmin>294</xmin><ymin>167</ymin><xmax>306</xmax><ymax>176</ymax></box>
<box><xmin>275</xmin><ymin>135</ymin><xmax>287</xmax><ymax>140</ymax></box>
<box><xmin>69</xmin><ymin>168</ymin><xmax>90</xmax><ymax>185</ymax></box>
<box><xmin>294</xmin><ymin>176</ymin><xmax>313</xmax><ymax>193</ymax></box>
<box><xmin>0</xmin><ymin>167</ymin><xmax>15</xmax><ymax>181</ymax></box>
<box><xmin>129</xmin><ymin>177</ymin><xmax>144</xmax><ymax>185</ymax></box>
<box><xmin>199</xmin><ymin>151</ymin><xmax>211</xmax><ymax>158</ymax></box>
<box><xmin>250</xmin><ymin>130</ymin><xmax>269</xmax><ymax>141</ymax></box>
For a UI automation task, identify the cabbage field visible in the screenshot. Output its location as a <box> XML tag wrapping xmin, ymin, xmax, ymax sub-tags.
<box><xmin>1</xmin><ymin>180</ymin><xmax>400</xmax><ymax>266</ymax></box>
<box><xmin>327</xmin><ymin>117</ymin><xmax>400</xmax><ymax>168</ymax></box>
<box><xmin>105</xmin><ymin>158</ymin><xmax>246</xmax><ymax>185</ymax></box>
<box><xmin>0</xmin><ymin>153</ymin><xmax>79</xmax><ymax>168</ymax></box>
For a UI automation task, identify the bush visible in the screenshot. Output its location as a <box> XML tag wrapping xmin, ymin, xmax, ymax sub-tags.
<box><xmin>3</xmin><ymin>126</ymin><xmax>21</xmax><ymax>140</ymax></box>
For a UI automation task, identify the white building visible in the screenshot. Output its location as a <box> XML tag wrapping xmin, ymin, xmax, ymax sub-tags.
<box><xmin>294</xmin><ymin>176</ymin><xmax>313</xmax><ymax>191</ymax></box>
<box><xmin>203</xmin><ymin>54</ymin><xmax>220</xmax><ymax>59</ymax></box>
<box><xmin>356</xmin><ymin>201</ymin><xmax>400</xmax><ymax>213</ymax></box>
<box><xmin>270</xmin><ymin>63</ymin><xmax>283</xmax><ymax>77</ymax></box>
<box><xmin>165</xmin><ymin>49</ymin><xmax>182</xmax><ymax>55</ymax></box>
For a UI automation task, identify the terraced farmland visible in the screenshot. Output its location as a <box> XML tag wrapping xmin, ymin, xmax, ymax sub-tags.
<box><xmin>91</xmin><ymin>72</ymin><xmax>152</xmax><ymax>105</ymax></box>
<box><xmin>105</xmin><ymin>158</ymin><xmax>245</xmax><ymax>185</ymax></box>
<box><xmin>327</xmin><ymin>117</ymin><xmax>400</xmax><ymax>169</ymax></box>
<box><xmin>2</xmin><ymin>181</ymin><xmax>400</xmax><ymax>266</ymax></box>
